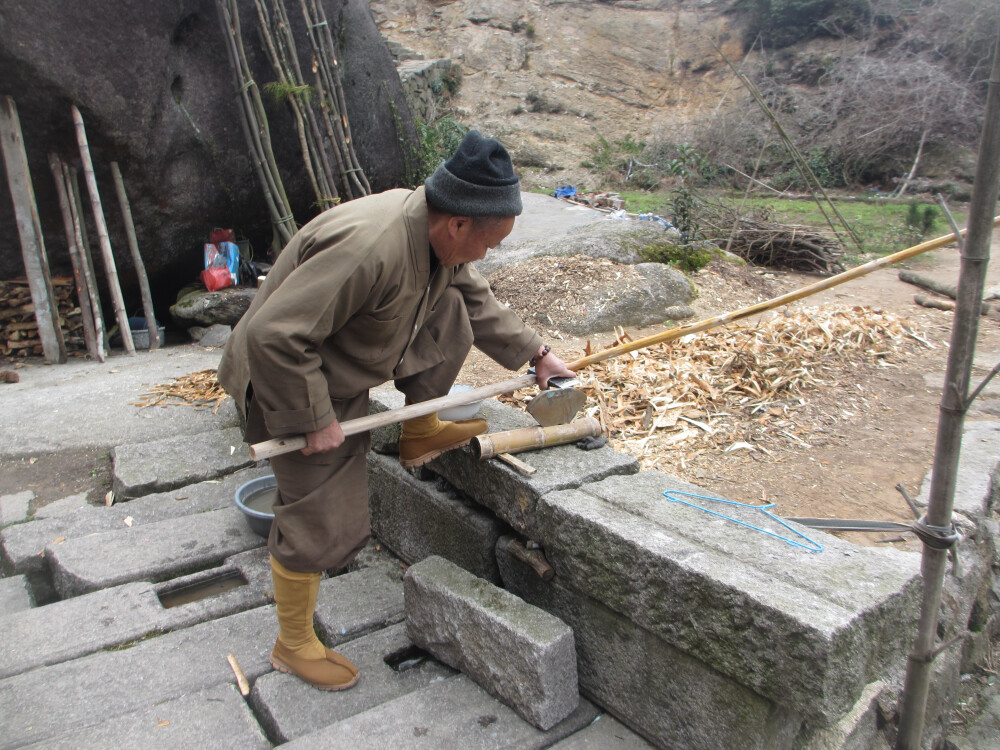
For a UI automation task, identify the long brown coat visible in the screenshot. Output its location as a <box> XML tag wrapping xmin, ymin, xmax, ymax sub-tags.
<box><xmin>218</xmin><ymin>186</ymin><xmax>541</xmax><ymax>442</ymax></box>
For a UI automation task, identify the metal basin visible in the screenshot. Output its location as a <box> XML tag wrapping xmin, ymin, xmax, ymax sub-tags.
<box><xmin>234</xmin><ymin>474</ymin><xmax>277</xmax><ymax>538</ymax></box>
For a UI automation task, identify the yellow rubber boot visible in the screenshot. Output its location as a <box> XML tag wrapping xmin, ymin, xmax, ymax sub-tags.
<box><xmin>398</xmin><ymin>411</ymin><xmax>487</xmax><ymax>468</ymax></box>
<box><xmin>269</xmin><ymin>556</ymin><xmax>359</xmax><ymax>691</ymax></box>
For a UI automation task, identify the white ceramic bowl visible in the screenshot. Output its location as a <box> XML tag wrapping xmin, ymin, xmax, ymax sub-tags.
<box><xmin>438</xmin><ymin>384</ymin><xmax>484</xmax><ymax>421</ymax></box>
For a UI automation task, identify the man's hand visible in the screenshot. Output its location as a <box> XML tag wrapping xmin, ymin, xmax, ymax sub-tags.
<box><xmin>533</xmin><ymin>345</ymin><xmax>575</xmax><ymax>390</ymax></box>
<box><xmin>301</xmin><ymin>420</ymin><xmax>345</xmax><ymax>455</ymax></box>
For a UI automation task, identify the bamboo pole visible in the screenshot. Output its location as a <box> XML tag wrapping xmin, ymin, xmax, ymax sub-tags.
<box><xmin>48</xmin><ymin>153</ymin><xmax>100</xmax><ymax>361</ymax></box>
<box><xmin>472</xmin><ymin>418</ymin><xmax>602</xmax><ymax>460</ymax></box>
<box><xmin>249</xmin><ymin>218</ymin><xmax>994</xmax><ymax>461</ymax></box>
<box><xmin>567</xmin><ymin>218</ymin><xmax>1000</xmax><ymax>372</ymax></box>
<box><xmin>110</xmin><ymin>162</ymin><xmax>160</xmax><ymax>349</ymax></box>
<box><xmin>71</xmin><ymin>105</ymin><xmax>134</xmax><ymax>354</ymax></box>
<box><xmin>0</xmin><ymin>96</ymin><xmax>67</xmax><ymax>363</ymax></box>
<box><xmin>895</xmin><ymin>20</ymin><xmax>1000</xmax><ymax>750</ymax></box>
<box><xmin>67</xmin><ymin>164</ymin><xmax>107</xmax><ymax>356</ymax></box>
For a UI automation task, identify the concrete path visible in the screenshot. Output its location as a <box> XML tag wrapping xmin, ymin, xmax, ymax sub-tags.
<box><xmin>0</xmin><ymin>343</ymin><xmax>651</xmax><ymax>749</ymax></box>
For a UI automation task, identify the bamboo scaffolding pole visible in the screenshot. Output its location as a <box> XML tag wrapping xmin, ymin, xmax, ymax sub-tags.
<box><xmin>0</xmin><ymin>96</ymin><xmax>67</xmax><ymax>362</ymax></box>
<box><xmin>216</xmin><ymin>0</ymin><xmax>296</xmax><ymax>247</ymax></box>
<box><xmin>110</xmin><ymin>162</ymin><xmax>160</xmax><ymax>349</ymax></box>
<box><xmin>48</xmin><ymin>153</ymin><xmax>101</xmax><ymax>361</ymax></box>
<box><xmin>67</xmin><ymin>164</ymin><xmax>107</xmax><ymax>355</ymax></box>
<box><xmin>71</xmin><ymin>105</ymin><xmax>134</xmax><ymax>354</ymax></box>
<box><xmin>895</xmin><ymin>21</ymin><xmax>1000</xmax><ymax>750</ymax></box>
<box><xmin>248</xmin><ymin>220</ymin><xmax>994</xmax><ymax>461</ymax></box>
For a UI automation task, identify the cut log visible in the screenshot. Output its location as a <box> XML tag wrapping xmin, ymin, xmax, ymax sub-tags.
<box><xmin>899</xmin><ymin>270</ymin><xmax>958</xmax><ymax>300</ymax></box>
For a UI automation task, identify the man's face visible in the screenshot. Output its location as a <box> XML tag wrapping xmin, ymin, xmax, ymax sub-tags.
<box><xmin>436</xmin><ymin>216</ymin><xmax>516</xmax><ymax>267</ymax></box>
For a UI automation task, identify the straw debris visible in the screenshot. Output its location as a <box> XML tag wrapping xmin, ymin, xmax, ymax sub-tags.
<box><xmin>133</xmin><ymin>369</ymin><xmax>228</xmax><ymax>412</ymax></box>
<box><xmin>505</xmin><ymin>307</ymin><xmax>928</xmax><ymax>470</ymax></box>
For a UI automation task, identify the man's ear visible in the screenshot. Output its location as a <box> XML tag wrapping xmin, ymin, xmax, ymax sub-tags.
<box><xmin>447</xmin><ymin>215</ymin><xmax>472</xmax><ymax>238</ymax></box>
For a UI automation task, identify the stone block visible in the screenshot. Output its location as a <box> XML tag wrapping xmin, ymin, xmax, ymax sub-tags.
<box><xmin>0</xmin><ymin>490</ymin><xmax>32</xmax><ymax>526</ymax></box>
<box><xmin>0</xmin><ymin>605</ymin><xmax>276</xmax><ymax>749</ymax></box>
<box><xmin>280</xmin><ymin>674</ymin><xmax>599</xmax><ymax>750</ymax></box>
<box><xmin>497</xmin><ymin>536</ymin><xmax>802</xmax><ymax>750</ymax></box>
<box><xmin>369</xmin><ymin>384</ymin><xmax>406</xmax><ymax>453</ymax></box>
<box><xmin>2</xmin><ymin>467</ymin><xmax>271</xmax><ymax>579</ymax></box>
<box><xmin>112</xmin><ymin>426</ymin><xmax>255</xmax><ymax>499</ymax></box>
<box><xmin>21</xmin><ymin>682</ymin><xmax>269</xmax><ymax>750</ymax></box>
<box><xmin>251</xmin><ymin>622</ymin><xmax>455</xmax><ymax>741</ymax></box>
<box><xmin>33</xmin><ymin>492</ymin><xmax>88</xmax><ymax>519</ymax></box>
<box><xmin>428</xmin><ymin>400</ymin><xmax>638</xmax><ymax>535</ymax></box>
<box><xmin>798</xmin><ymin>681</ymin><xmax>886</xmax><ymax>750</ymax></box>
<box><xmin>535</xmin><ymin>472</ymin><xmax>922</xmax><ymax>723</ymax></box>
<box><xmin>0</xmin><ymin>574</ymin><xmax>32</xmax><ymax>616</ymax></box>
<box><xmin>916</xmin><ymin>421</ymin><xmax>1000</xmax><ymax>522</ymax></box>
<box><xmin>47</xmin><ymin>507</ymin><xmax>264</xmax><ymax>598</ymax></box>
<box><xmin>368</xmin><ymin>451</ymin><xmax>506</xmax><ymax>583</ymax></box>
<box><xmin>547</xmin><ymin>714</ymin><xmax>655</xmax><ymax>749</ymax></box>
<box><xmin>2</xmin><ymin>549</ymin><xmax>273</xmax><ymax>679</ymax></box>
<box><xmin>314</xmin><ymin>561</ymin><xmax>406</xmax><ymax>644</ymax></box>
<box><xmin>405</xmin><ymin>555</ymin><xmax>578</xmax><ymax>730</ymax></box>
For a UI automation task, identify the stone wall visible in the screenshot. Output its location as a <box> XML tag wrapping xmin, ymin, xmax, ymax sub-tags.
<box><xmin>366</xmin><ymin>385</ymin><xmax>1000</xmax><ymax>749</ymax></box>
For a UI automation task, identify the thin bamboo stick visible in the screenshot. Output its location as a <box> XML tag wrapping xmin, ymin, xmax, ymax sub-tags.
<box><xmin>566</xmin><ymin>218</ymin><xmax>1000</xmax><ymax>371</ymax></box>
<box><xmin>0</xmin><ymin>96</ymin><xmax>67</xmax><ymax>362</ymax></box>
<box><xmin>111</xmin><ymin>162</ymin><xmax>159</xmax><ymax>349</ymax></box>
<box><xmin>67</xmin><ymin>164</ymin><xmax>107</xmax><ymax>356</ymax></box>
<box><xmin>71</xmin><ymin>104</ymin><xmax>134</xmax><ymax>354</ymax></box>
<box><xmin>48</xmin><ymin>152</ymin><xmax>100</xmax><ymax>361</ymax></box>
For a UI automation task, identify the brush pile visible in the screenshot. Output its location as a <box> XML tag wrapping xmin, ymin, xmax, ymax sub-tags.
<box><xmin>1</xmin><ymin>277</ymin><xmax>85</xmax><ymax>358</ymax></box>
<box><xmin>507</xmin><ymin>307</ymin><xmax>929</xmax><ymax>471</ymax></box>
<box><xmin>133</xmin><ymin>369</ymin><xmax>229</xmax><ymax>413</ymax></box>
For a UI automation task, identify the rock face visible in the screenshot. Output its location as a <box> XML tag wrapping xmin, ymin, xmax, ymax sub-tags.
<box><xmin>0</xmin><ymin>0</ymin><xmax>419</xmax><ymax>310</ymax></box>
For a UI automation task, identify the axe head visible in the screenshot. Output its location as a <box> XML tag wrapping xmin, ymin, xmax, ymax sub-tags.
<box><xmin>525</xmin><ymin>379</ymin><xmax>586</xmax><ymax>426</ymax></box>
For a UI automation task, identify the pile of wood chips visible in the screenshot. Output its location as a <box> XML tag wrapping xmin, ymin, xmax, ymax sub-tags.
<box><xmin>1</xmin><ymin>277</ymin><xmax>86</xmax><ymax>357</ymax></box>
<box><xmin>506</xmin><ymin>307</ymin><xmax>929</xmax><ymax>471</ymax></box>
<box><xmin>133</xmin><ymin>369</ymin><xmax>229</xmax><ymax>413</ymax></box>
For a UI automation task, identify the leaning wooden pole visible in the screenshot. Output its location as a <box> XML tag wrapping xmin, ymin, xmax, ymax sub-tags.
<box><xmin>111</xmin><ymin>162</ymin><xmax>160</xmax><ymax>349</ymax></box>
<box><xmin>247</xmin><ymin>220</ymin><xmax>996</xmax><ymax>461</ymax></box>
<box><xmin>66</xmin><ymin>164</ymin><xmax>107</xmax><ymax>357</ymax></box>
<box><xmin>48</xmin><ymin>153</ymin><xmax>100</xmax><ymax>361</ymax></box>
<box><xmin>72</xmin><ymin>105</ymin><xmax>134</xmax><ymax>354</ymax></box>
<box><xmin>895</xmin><ymin>20</ymin><xmax>1000</xmax><ymax>750</ymax></box>
<box><xmin>0</xmin><ymin>96</ymin><xmax>67</xmax><ymax>363</ymax></box>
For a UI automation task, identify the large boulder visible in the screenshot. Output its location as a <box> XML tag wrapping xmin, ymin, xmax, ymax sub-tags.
<box><xmin>0</xmin><ymin>0</ymin><xmax>419</xmax><ymax>319</ymax></box>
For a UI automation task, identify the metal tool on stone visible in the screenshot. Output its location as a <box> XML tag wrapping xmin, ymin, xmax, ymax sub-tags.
<box><xmin>524</xmin><ymin>370</ymin><xmax>585</xmax><ymax>427</ymax></box>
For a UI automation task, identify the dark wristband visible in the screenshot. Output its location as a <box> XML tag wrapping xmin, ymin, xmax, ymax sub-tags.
<box><xmin>529</xmin><ymin>344</ymin><xmax>551</xmax><ymax>368</ymax></box>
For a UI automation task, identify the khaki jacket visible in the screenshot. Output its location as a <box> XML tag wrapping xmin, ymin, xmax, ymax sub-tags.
<box><xmin>218</xmin><ymin>187</ymin><xmax>541</xmax><ymax>438</ymax></box>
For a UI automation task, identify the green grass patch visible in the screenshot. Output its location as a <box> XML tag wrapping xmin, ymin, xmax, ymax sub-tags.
<box><xmin>619</xmin><ymin>191</ymin><xmax>673</xmax><ymax>216</ymax></box>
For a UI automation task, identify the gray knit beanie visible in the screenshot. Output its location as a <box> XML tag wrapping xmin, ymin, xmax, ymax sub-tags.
<box><xmin>424</xmin><ymin>130</ymin><xmax>523</xmax><ymax>216</ymax></box>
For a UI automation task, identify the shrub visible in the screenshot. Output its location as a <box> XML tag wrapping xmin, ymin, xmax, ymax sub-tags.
<box><xmin>639</xmin><ymin>240</ymin><xmax>714</xmax><ymax>273</ymax></box>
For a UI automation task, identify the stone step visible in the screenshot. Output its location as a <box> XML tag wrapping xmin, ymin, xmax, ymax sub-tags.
<box><xmin>547</xmin><ymin>713</ymin><xmax>656</xmax><ymax>749</ymax></box>
<box><xmin>368</xmin><ymin>451</ymin><xmax>506</xmax><ymax>583</ymax></box>
<box><xmin>46</xmin><ymin>506</ymin><xmax>265</xmax><ymax>598</ymax></box>
<box><xmin>281</xmin><ymin>674</ymin><xmax>600</xmax><ymax>750</ymax></box>
<box><xmin>1</xmin><ymin>467</ymin><xmax>271</xmax><ymax>584</ymax></box>
<box><xmin>0</xmin><ymin>574</ymin><xmax>32</xmax><ymax>617</ymax></box>
<box><xmin>251</xmin><ymin>622</ymin><xmax>455</xmax><ymax>742</ymax></box>
<box><xmin>312</xmin><ymin>559</ymin><xmax>406</xmax><ymax>644</ymax></box>
<box><xmin>0</xmin><ymin>605</ymin><xmax>276</xmax><ymax>749</ymax></box>
<box><xmin>0</xmin><ymin>490</ymin><xmax>32</xmax><ymax>526</ymax></box>
<box><xmin>535</xmin><ymin>472</ymin><xmax>922</xmax><ymax>723</ymax></box>
<box><xmin>21</xmin><ymin>683</ymin><xmax>269</xmax><ymax>750</ymax></box>
<box><xmin>0</xmin><ymin>548</ymin><xmax>270</xmax><ymax>680</ymax></box>
<box><xmin>427</xmin><ymin>400</ymin><xmax>639</xmax><ymax>535</ymax></box>
<box><xmin>405</xmin><ymin>555</ymin><xmax>578</xmax><ymax>731</ymax></box>
<box><xmin>112</xmin><ymin>426</ymin><xmax>256</xmax><ymax>499</ymax></box>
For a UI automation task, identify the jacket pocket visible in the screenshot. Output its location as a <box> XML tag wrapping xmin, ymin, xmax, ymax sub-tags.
<box><xmin>335</xmin><ymin>313</ymin><xmax>404</xmax><ymax>363</ymax></box>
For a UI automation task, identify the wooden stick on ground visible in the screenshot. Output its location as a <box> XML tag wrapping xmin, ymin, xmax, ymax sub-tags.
<box><xmin>72</xmin><ymin>105</ymin><xmax>134</xmax><ymax>354</ymax></box>
<box><xmin>48</xmin><ymin>152</ymin><xmax>101</xmax><ymax>361</ymax></box>
<box><xmin>111</xmin><ymin>162</ymin><xmax>159</xmax><ymax>349</ymax></box>
<box><xmin>0</xmin><ymin>96</ymin><xmax>67</xmax><ymax>363</ymax></box>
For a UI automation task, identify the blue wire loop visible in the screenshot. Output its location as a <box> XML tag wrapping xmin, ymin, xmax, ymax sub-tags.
<box><xmin>663</xmin><ymin>490</ymin><xmax>824</xmax><ymax>553</ymax></box>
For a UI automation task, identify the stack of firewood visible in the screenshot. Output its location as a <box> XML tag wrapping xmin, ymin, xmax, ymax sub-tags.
<box><xmin>1</xmin><ymin>278</ymin><xmax>86</xmax><ymax>357</ymax></box>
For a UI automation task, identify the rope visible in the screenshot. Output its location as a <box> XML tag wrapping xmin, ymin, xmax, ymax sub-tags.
<box><xmin>663</xmin><ymin>491</ymin><xmax>823</xmax><ymax>552</ymax></box>
<box><xmin>275</xmin><ymin>214</ymin><xmax>296</xmax><ymax>225</ymax></box>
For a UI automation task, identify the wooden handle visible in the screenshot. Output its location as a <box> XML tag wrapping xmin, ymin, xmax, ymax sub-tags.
<box><xmin>248</xmin><ymin>373</ymin><xmax>538</xmax><ymax>461</ymax></box>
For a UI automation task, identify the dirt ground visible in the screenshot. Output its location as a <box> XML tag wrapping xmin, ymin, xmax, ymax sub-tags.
<box><xmin>463</xmin><ymin>230</ymin><xmax>1000</xmax><ymax>554</ymax></box>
